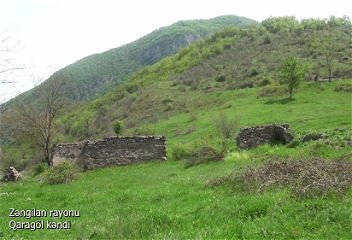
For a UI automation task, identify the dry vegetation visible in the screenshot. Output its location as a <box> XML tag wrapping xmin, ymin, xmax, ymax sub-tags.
<box><xmin>211</xmin><ymin>155</ymin><xmax>352</xmax><ymax>199</ymax></box>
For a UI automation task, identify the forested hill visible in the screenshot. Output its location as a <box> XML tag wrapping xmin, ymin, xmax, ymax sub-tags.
<box><xmin>16</xmin><ymin>15</ymin><xmax>256</xmax><ymax>103</ymax></box>
<box><xmin>60</xmin><ymin>16</ymin><xmax>351</xmax><ymax>140</ymax></box>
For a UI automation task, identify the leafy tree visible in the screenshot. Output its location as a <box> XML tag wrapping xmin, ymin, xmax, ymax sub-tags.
<box><xmin>114</xmin><ymin>120</ymin><xmax>124</xmax><ymax>135</ymax></box>
<box><xmin>318</xmin><ymin>37</ymin><xmax>343</xmax><ymax>82</ymax></box>
<box><xmin>279</xmin><ymin>57</ymin><xmax>310</xmax><ymax>99</ymax></box>
<box><xmin>263</xmin><ymin>31</ymin><xmax>271</xmax><ymax>44</ymax></box>
<box><xmin>81</xmin><ymin>110</ymin><xmax>95</xmax><ymax>137</ymax></box>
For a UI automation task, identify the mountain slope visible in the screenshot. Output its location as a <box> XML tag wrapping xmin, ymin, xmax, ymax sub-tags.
<box><xmin>39</xmin><ymin>15</ymin><xmax>257</xmax><ymax>102</ymax></box>
<box><xmin>0</xmin><ymin>15</ymin><xmax>256</xmax><ymax>113</ymax></box>
<box><xmin>59</xmin><ymin>16</ymin><xmax>351</xmax><ymax>141</ymax></box>
<box><xmin>1</xmin><ymin>16</ymin><xmax>351</xmax><ymax>171</ymax></box>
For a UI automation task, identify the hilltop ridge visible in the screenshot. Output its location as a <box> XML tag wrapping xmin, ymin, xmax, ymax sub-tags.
<box><xmin>3</xmin><ymin>15</ymin><xmax>255</xmax><ymax>105</ymax></box>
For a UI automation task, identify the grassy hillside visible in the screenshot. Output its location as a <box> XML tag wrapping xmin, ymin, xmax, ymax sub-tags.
<box><xmin>1</xmin><ymin>66</ymin><xmax>351</xmax><ymax>239</ymax></box>
<box><xmin>1</xmin><ymin>154</ymin><xmax>351</xmax><ymax>239</ymax></box>
<box><xmin>59</xmin><ymin>16</ymin><xmax>351</xmax><ymax>142</ymax></box>
<box><xmin>1</xmin><ymin>16</ymin><xmax>351</xmax><ymax>169</ymax></box>
<box><xmin>0</xmin><ymin>16</ymin><xmax>351</xmax><ymax>239</ymax></box>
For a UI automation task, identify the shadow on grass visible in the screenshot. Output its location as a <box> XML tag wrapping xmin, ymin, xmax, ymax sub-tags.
<box><xmin>265</xmin><ymin>98</ymin><xmax>296</xmax><ymax>105</ymax></box>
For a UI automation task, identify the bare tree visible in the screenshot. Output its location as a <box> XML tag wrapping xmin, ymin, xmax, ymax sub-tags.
<box><xmin>1</xmin><ymin>31</ymin><xmax>27</xmax><ymax>84</ymax></box>
<box><xmin>4</xmin><ymin>70</ymin><xmax>69</xmax><ymax>166</ymax></box>
<box><xmin>0</xmin><ymin>31</ymin><xmax>32</xmax><ymax>112</ymax></box>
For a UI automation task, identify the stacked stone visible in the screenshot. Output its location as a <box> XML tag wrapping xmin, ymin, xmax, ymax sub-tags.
<box><xmin>236</xmin><ymin>123</ymin><xmax>293</xmax><ymax>150</ymax></box>
<box><xmin>1</xmin><ymin>167</ymin><xmax>19</xmax><ymax>182</ymax></box>
<box><xmin>52</xmin><ymin>136</ymin><xmax>167</xmax><ymax>170</ymax></box>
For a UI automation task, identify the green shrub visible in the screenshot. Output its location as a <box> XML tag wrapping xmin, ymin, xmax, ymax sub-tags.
<box><xmin>264</xmin><ymin>32</ymin><xmax>271</xmax><ymax>44</ymax></box>
<box><xmin>114</xmin><ymin>120</ymin><xmax>124</xmax><ymax>135</ymax></box>
<box><xmin>258</xmin><ymin>84</ymin><xmax>286</xmax><ymax>97</ymax></box>
<box><xmin>213</xmin><ymin>111</ymin><xmax>240</xmax><ymax>139</ymax></box>
<box><xmin>184</xmin><ymin>145</ymin><xmax>224</xmax><ymax>168</ymax></box>
<box><xmin>215</xmin><ymin>75</ymin><xmax>226</xmax><ymax>82</ymax></box>
<box><xmin>170</xmin><ymin>144</ymin><xmax>191</xmax><ymax>161</ymax></box>
<box><xmin>236</xmin><ymin>81</ymin><xmax>254</xmax><ymax>89</ymax></box>
<box><xmin>164</xmin><ymin>102</ymin><xmax>173</xmax><ymax>111</ymax></box>
<box><xmin>259</xmin><ymin>76</ymin><xmax>273</xmax><ymax>86</ymax></box>
<box><xmin>33</xmin><ymin>162</ymin><xmax>49</xmax><ymax>176</ymax></box>
<box><xmin>124</xmin><ymin>125</ymin><xmax>156</xmax><ymax>136</ymax></box>
<box><xmin>249</xmin><ymin>68</ymin><xmax>259</xmax><ymax>77</ymax></box>
<box><xmin>334</xmin><ymin>82</ymin><xmax>352</xmax><ymax>93</ymax></box>
<box><xmin>43</xmin><ymin>162</ymin><xmax>80</xmax><ymax>185</ymax></box>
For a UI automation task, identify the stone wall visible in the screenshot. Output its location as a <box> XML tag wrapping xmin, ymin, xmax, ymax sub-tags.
<box><xmin>236</xmin><ymin>123</ymin><xmax>293</xmax><ymax>149</ymax></box>
<box><xmin>52</xmin><ymin>136</ymin><xmax>167</xmax><ymax>170</ymax></box>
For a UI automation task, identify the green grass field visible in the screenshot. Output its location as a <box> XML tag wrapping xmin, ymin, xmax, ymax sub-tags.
<box><xmin>1</xmin><ymin>159</ymin><xmax>351</xmax><ymax>239</ymax></box>
<box><xmin>1</xmin><ymin>80</ymin><xmax>351</xmax><ymax>239</ymax></box>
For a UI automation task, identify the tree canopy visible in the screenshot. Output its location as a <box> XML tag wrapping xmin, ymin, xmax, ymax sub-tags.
<box><xmin>279</xmin><ymin>57</ymin><xmax>310</xmax><ymax>99</ymax></box>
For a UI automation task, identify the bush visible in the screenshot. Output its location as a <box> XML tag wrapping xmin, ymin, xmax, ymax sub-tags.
<box><xmin>170</xmin><ymin>144</ymin><xmax>192</xmax><ymax>161</ymax></box>
<box><xmin>33</xmin><ymin>162</ymin><xmax>49</xmax><ymax>176</ymax></box>
<box><xmin>114</xmin><ymin>120</ymin><xmax>124</xmax><ymax>135</ymax></box>
<box><xmin>184</xmin><ymin>145</ymin><xmax>224</xmax><ymax>168</ymax></box>
<box><xmin>124</xmin><ymin>125</ymin><xmax>156</xmax><ymax>136</ymax></box>
<box><xmin>236</xmin><ymin>81</ymin><xmax>254</xmax><ymax>89</ymax></box>
<box><xmin>213</xmin><ymin>112</ymin><xmax>240</xmax><ymax>139</ymax></box>
<box><xmin>164</xmin><ymin>102</ymin><xmax>173</xmax><ymax>111</ymax></box>
<box><xmin>259</xmin><ymin>76</ymin><xmax>273</xmax><ymax>86</ymax></box>
<box><xmin>264</xmin><ymin>32</ymin><xmax>271</xmax><ymax>44</ymax></box>
<box><xmin>215</xmin><ymin>75</ymin><xmax>226</xmax><ymax>82</ymax></box>
<box><xmin>170</xmin><ymin>141</ymin><xmax>225</xmax><ymax>167</ymax></box>
<box><xmin>258</xmin><ymin>84</ymin><xmax>286</xmax><ymax>97</ymax></box>
<box><xmin>232</xmin><ymin>156</ymin><xmax>352</xmax><ymax>199</ymax></box>
<box><xmin>43</xmin><ymin>162</ymin><xmax>80</xmax><ymax>185</ymax></box>
<box><xmin>124</xmin><ymin>119</ymin><xmax>137</xmax><ymax>129</ymax></box>
<box><xmin>334</xmin><ymin>82</ymin><xmax>352</xmax><ymax>93</ymax></box>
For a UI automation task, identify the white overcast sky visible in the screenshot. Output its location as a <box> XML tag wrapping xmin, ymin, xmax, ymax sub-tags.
<box><xmin>1</xmin><ymin>0</ymin><xmax>351</xmax><ymax>101</ymax></box>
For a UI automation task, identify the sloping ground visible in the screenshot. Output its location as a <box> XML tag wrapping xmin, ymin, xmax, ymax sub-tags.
<box><xmin>2</xmin><ymin>15</ymin><xmax>255</xmax><ymax>106</ymax></box>
<box><xmin>1</xmin><ymin>157</ymin><xmax>351</xmax><ymax>239</ymax></box>
<box><xmin>60</xmin><ymin>16</ymin><xmax>351</xmax><ymax>141</ymax></box>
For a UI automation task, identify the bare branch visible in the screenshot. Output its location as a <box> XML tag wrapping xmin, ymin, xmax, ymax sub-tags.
<box><xmin>2</xmin><ymin>70</ymin><xmax>70</xmax><ymax>166</ymax></box>
<box><xmin>1</xmin><ymin>31</ymin><xmax>29</xmax><ymax>84</ymax></box>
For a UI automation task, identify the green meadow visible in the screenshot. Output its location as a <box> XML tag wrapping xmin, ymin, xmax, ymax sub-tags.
<box><xmin>1</xmin><ymin>80</ymin><xmax>351</xmax><ymax>239</ymax></box>
<box><xmin>1</xmin><ymin>159</ymin><xmax>351</xmax><ymax>239</ymax></box>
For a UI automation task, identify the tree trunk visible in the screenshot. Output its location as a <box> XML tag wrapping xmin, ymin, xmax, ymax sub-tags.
<box><xmin>289</xmin><ymin>89</ymin><xmax>293</xmax><ymax>99</ymax></box>
<box><xmin>45</xmin><ymin>138</ymin><xmax>53</xmax><ymax>166</ymax></box>
<box><xmin>327</xmin><ymin>56</ymin><xmax>332</xmax><ymax>82</ymax></box>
